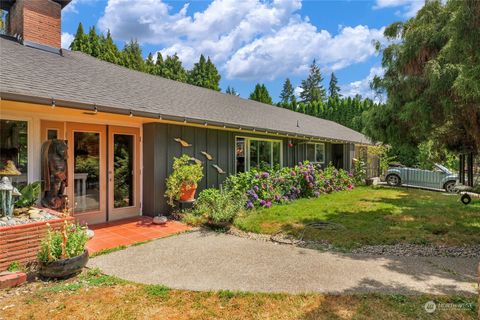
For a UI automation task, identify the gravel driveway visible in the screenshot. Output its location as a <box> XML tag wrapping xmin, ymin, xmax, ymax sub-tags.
<box><xmin>89</xmin><ymin>231</ymin><xmax>478</xmax><ymax>295</ymax></box>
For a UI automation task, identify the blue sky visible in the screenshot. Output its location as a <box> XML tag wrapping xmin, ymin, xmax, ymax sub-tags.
<box><xmin>60</xmin><ymin>0</ymin><xmax>424</xmax><ymax>102</ymax></box>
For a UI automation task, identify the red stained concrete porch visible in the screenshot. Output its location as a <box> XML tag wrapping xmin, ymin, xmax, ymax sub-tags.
<box><xmin>86</xmin><ymin>217</ymin><xmax>191</xmax><ymax>254</ymax></box>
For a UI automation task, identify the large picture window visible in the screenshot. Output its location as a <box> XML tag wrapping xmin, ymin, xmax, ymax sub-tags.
<box><xmin>236</xmin><ymin>137</ymin><xmax>282</xmax><ymax>172</ymax></box>
<box><xmin>306</xmin><ymin>143</ymin><xmax>325</xmax><ymax>164</ymax></box>
<box><xmin>0</xmin><ymin>119</ymin><xmax>28</xmax><ymax>187</ymax></box>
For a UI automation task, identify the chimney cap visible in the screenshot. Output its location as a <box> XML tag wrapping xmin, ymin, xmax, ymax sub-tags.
<box><xmin>1</xmin><ymin>0</ymin><xmax>72</xmax><ymax>10</ymax></box>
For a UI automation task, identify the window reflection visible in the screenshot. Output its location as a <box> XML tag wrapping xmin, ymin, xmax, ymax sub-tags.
<box><xmin>74</xmin><ymin>132</ymin><xmax>100</xmax><ymax>213</ymax></box>
<box><xmin>235</xmin><ymin>137</ymin><xmax>282</xmax><ymax>171</ymax></box>
<box><xmin>0</xmin><ymin>120</ymin><xmax>28</xmax><ymax>188</ymax></box>
<box><xmin>114</xmin><ymin>134</ymin><xmax>134</xmax><ymax>208</ymax></box>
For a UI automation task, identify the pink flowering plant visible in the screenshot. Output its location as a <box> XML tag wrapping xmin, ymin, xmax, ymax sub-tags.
<box><xmin>225</xmin><ymin>162</ymin><xmax>355</xmax><ymax>210</ymax></box>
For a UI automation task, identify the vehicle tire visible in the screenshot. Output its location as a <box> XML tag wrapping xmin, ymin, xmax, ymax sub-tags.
<box><xmin>461</xmin><ymin>194</ymin><xmax>471</xmax><ymax>205</ymax></box>
<box><xmin>444</xmin><ymin>181</ymin><xmax>456</xmax><ymax>193</ymax></box>
<box><xmin>386</xmin><ymin>174</ymin><xmax>401</xmax><ymax>186</ymax></box>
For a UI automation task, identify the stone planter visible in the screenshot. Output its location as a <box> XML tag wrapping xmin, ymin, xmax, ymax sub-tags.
<box><xmin>0</xmin><ymin>210</ymin><xmax>74</xmax><ymax>271</ymax></box>
<box><xmin>39</xmin><ymin>250</ymin><xmax>89</xmax><ymax>279</ymax></box>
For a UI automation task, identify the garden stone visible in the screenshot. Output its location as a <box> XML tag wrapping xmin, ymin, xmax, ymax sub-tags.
<box><xmin>86</xmin><ymin>229</ymin><xmax>95</xmax><ymax>239</ymax></box>
<box><xmin>29</xmin><ymin>211</ymin><xmax>43</xmax><ymax>220</ymax></box>
<box><xmin>153</xmin><ymin>216</ymin><xmax>168</xmax><ymax>225</ymax></box>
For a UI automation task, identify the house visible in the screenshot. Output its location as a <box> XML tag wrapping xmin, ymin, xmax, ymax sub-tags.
<box><xmin>0</xmin><ymin>0</ymin><xmax>371</xmax><ymax>225</ymax></box>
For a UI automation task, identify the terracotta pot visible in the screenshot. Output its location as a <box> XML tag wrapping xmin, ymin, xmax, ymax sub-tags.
<box><xmin>179</xmin><ymin>183</ymin><xmax>197</xmax><ymax>202</ymax></box>
<box><xmin>39</xmin><ymin>250</ymin><xmax>89</xmax><ymax>279</ymax></box>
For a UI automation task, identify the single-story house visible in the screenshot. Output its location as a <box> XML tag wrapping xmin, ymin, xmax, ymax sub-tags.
<box><xmin>0</xmin><ymin>0</ymin><xmax>371</xmax><ymax>225</ymax></box>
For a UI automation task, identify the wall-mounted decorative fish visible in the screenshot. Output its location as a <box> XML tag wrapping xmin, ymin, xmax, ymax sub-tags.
<box><xmin>190</xmin><ymin>157</ymin><xmax>202</xmax><ymax>165</ymax></box>
<box><xmin>201</xmin><ymin>151</ymin><xmax>213</xmax><ymax>160</ymax></box>
<box><xmin>212</xmin><ymin>164</ymin><xmax>226</xmax><ymax>174</ymax></box>
<box><xmin>174</xmin><ymin>138</ymin><xmax>192</xmax><ymax>147</ymax></box>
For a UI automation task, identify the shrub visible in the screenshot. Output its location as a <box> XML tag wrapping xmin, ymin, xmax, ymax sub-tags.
<box><xmin>352</xmin><ymin>158</ymin><xmax>367</xmax><ymax>185</ymax></box>
<box><xmin>225</xmin><ymin>162</ymin><xmax>355</xmax><ymax>209</ymax></box>
<box><xmin>38</xmin><ymin>221</ymin><xmax>89</xmax><ymax>263</ymax></box>
<box><xmin>165</xmin><ymin>154</ymin><xmax>203</xmax><ymax>206</ymax></box>
<box><xmin>15</xmin><ymin>181</ymin><xmax>41</xmax><ymax>208</ymax></box>
<box><xmin>193</xmin><ymin>188</ymin><xmax>244</xmax><ymax>223</ymax></box>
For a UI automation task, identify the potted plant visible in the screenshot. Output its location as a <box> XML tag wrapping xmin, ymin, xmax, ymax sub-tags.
<box><xmin>37</xmin><ymin>220</ymin><xmax>89</xmax><ymax>279</ymax></box>
<box><xmin>194</xmin><ymin>188</ymin><xmax>244</xmax><ymax>230</ymax></box>
<box><xmin>165</xmin><ymin>154</ymin><xmax>203</xmax><ymax>205</ymax></box>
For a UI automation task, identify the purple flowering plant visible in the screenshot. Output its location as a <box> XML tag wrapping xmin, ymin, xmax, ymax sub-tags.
<box><xmin>224</xmin><ymin>162</ymin><xmax>355</xmax><ymax>210</ymax></box>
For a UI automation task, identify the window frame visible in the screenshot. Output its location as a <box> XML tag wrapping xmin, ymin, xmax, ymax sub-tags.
<box><xmin>0</xmin><ymin>116</ymin><xmax>34</xmax><ymax>185</ymax></box>
<box><xmin>305</xmin><ymin>142</ymin><xmax>325</xmax><ymax>164</ymax></box>
<box><xmin>235</xmin><ymin>136</ymin><xmax>283</xmax><ymax>173</ymax></box>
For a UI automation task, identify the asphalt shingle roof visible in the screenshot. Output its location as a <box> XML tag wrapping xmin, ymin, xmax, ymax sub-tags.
<box><xmin>0</xmin><ymin>37</ymin><xmax>371</xmax><ymax>144</ymax></box>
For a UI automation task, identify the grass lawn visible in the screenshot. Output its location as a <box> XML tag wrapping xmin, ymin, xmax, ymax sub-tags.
<box><xmin>1</xmin><ymin>269</ymin><xmax>476</xmax><ymax>320</ymax></box>
<box><xmin>234</xmin><ymin>186</ymin><xmax>480</xmax><ymax>249</ymax></box>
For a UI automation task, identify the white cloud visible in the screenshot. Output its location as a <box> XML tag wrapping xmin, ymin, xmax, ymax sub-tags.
<box><xmin>341</xmin><ymin>66</ymin><xmax>385</xmax><ymax>102</ymax></box>
<box><xmin>225</xmin><ymin>24</ymin><xmax>384</xmax><ymax>80</ymax></box>
<box><xmin>373</xmin><ymin>0</ymin><xmax>425</xmax><ymax>18</ymax></box>
<box><xmin>98</xmin><ymin>0</ymin><xmax>385</xmax><ymax>79</ymax></box>
<box><xmin>294</xmin><ymin>86</ymin><xmax>303</xmax><ymax>98</ymax></box>
<box><xmin>61</xmin><ymin>32</ymin><xmax>74</xmax><ymax>49</ymax></box>
<box><xmin>64</xmin><ymin>0</ymin><xmax>95</xmax><ymax>14</ymax></box>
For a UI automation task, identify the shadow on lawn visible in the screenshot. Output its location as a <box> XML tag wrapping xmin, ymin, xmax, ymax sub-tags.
<box><xmin>279</xmin><ymin>189</ymin><xmax>480</xmax><ymax>249</ymax></box>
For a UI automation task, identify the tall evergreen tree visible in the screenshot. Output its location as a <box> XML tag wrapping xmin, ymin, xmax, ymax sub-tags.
<box><xmin>249</xmin><ymin>84</ymin><xmax>273</xmax><ymax>105</ymax></box>
<box><xmin>162</xmin><ymin>53</ymin><xmax>187</xmax><ymax>82</ymax></box>
<box><xmin>145</xmin><ymin>52</ymin><xmax>155</xmax><ymax>75</ymax></box>
<box><xmin>205</xmin><ymin>57</ymin><xmax>221</xmax><ymax>91</ymax></box>
<box><xmin>279</xmin><ymin>78</ymin><xmax>295</xmax><ymax>104</ymax></box>
<box><xmin>154</xmin><ymin>53</ymin><xmax>164</xmax><ymax>77</ymax></box>
<box><xmin>188</xmin><ymin>54</ymin><xmax>208</xmax><ymax>87</ymax></box>
<box><xmin>225</xmin><ymin>86</ymin><xmax>239</xmax><ymax>96</ymax></box>
<box><xmin>70</xmin><ymin>22</ymin><xmax>90</xmax><ymax>53</ymax></box>
<box><xmin>328</xmin><ymin>72</ymin><xmax>341</xmax><ymax>99</ymax></box>
<box><xmin>299</xmin><ymin>60</ymin><xmax>326</xmax><ymax>103</ymax></box>
<box><xmin>98</xmin><ymin>30</ymin><xmax>120</xmax><ymax>64</ymax></box>
<box><xmin>87</xmin><ymin>26</ymin><xmax>101</xmax><ymax>58</ymax></box>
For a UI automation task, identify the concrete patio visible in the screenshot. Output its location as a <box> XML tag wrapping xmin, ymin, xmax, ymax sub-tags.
<box><xmin>89</xmin><ymin>231</ymin><xmax>478</xmax><ymax>295</ymax></box>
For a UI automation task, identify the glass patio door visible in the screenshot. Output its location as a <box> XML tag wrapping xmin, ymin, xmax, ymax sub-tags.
<box><xmin>108</xmin><ymin>126</ymin><xmax>141</xmax><ymax>221</ymax></box>
<box><xmin>66</xmin><ymin>123</ymin><xmax>107</xmax><ymax>224</ymax></box>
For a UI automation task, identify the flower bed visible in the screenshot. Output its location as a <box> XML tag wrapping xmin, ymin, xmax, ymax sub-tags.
<box><xmin>0</xmin><ymin>209</ymin><xmax>74</xmax><ymax>271</ymax></box>
<box><xmin>225</xmin><ymin>163</ymin><xmax>355</xmax><ymax>209</ymax></box>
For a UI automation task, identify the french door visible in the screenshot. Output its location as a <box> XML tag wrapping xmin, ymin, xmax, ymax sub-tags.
<box><xmin>107</xmin><ymin>126</ymin><xmax>141</xmax><ymax>221</ymax></box>
<box><xmin>66</xmin><ymin>123</ymin><xmax>107</xmax><ymax>224</ymax></box>
<box><xmin>61</xmin><ymin>123</ymin><xmax>140</xmax><ymax>224</ymax></box>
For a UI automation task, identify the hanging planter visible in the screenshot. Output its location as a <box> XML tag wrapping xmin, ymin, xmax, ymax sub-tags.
<box><xmin>179</xmin><ymin>183</ymin><xmax>198</xmax><ymax>202</ymax></box>
<box><xmin>165</xmin><ymin>155</ymin><xmax>204</xmax><ymax>206</ymax></box>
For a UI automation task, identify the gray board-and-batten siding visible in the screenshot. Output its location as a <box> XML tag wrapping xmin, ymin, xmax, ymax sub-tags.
<box><xmin>142</xmin><ymin>122</ymin><xmax>354</xmax><ymax>215</ymax></box>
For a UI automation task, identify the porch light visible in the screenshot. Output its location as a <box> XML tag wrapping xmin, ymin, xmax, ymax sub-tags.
<box><xmin>129</xmin><ymin>110</ymin><xmax>133</xmax><ymax>117</ymax></box>
<box><xmin>93</xmin><ymin>105</ymin><xmax>98</xmax><ymax>113</ymax></box>
<box><xmin>184</xmin><ymin>118</ymin><xmax>187</xmax><ymax>123</ymax></box>
<box><xmin>253</xmin><ymin>128</ymin><xmax>256</xmax><ymax>132</ymax></box>
<box><xmin>158</xmin><ymin>114</ymin><xmax>162</xmax><ymax>120</ymax></box>
<box><xmin>239</xmin><ymin>127</ymin><xmax>242</xmax><ymax>130</ymax></box>
<box><xmin>204</xmin><ymin>122</ymin><xmax>208</xmax><ymax>126</ymax></box>
<box><xmin>51</xmin><ymin>99</ymin><xmax>55</xmax><ymax>108</ymax></box>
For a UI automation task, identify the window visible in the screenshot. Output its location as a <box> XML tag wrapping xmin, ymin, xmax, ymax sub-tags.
<box><xmin>0</xmin><ymin>119</ymin><xmax>28</xmax><ymax>187</ymax></box>
<box><xmin>47</xmin><ymin>129</ymin><xmax>58</xmax><ymax>140</ymax></box>
<box><xmin>236</xmin><ymin>137</ymin><xmax>282</xmax><ymax>172</ymax></box>
<box><xmin>306</xmin><ymin>143</ymin><xmax>325</xmax><ymax>163</ymax></box>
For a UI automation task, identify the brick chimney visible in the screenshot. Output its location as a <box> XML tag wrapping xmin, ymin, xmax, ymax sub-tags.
<box><xmin>2</xmin><ymin>0</ymin><xmax>71</xmax><ymax>49</ymax></box>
